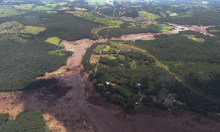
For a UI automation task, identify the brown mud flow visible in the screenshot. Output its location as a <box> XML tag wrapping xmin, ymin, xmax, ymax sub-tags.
<box><xmin>0</xmin><ymin>36</ymin><xmax>219</xmax><ymax>131</ymax></box>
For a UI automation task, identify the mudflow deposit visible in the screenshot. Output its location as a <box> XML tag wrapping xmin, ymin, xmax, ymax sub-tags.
<box><xmin>0</xmin><ymin>22</ymin><xmax>220</xmax><ymax>132</ymax></box>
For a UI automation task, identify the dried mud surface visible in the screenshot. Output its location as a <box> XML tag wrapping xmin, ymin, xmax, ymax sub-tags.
<box><xmin>111</xmin><ymin>33</ymin><xmax>155</xmax><ymax>41</ymax></box>
<box><xmin>128</xmin><ymin>108</ymin><xmax>220</xmax><ymax>132</ymax></box>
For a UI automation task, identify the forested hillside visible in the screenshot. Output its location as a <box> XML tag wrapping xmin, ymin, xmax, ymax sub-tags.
<box><xmin>134</xmin><ymin>31</ymin><xmax>220</xmax><ymax>99</ymax></box>
<box><xmin>82</xmin><ymin>40</ymin><xmax>220</xmax><ymax>116</ymax></box>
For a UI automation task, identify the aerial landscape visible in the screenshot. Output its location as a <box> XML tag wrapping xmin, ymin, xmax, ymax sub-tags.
<box><xmin>0</xmin><ymin>0</ymin><xmax>220</xmax><ymax>131</ymax></box>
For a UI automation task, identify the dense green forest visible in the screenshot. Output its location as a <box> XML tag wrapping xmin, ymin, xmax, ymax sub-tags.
<box><xmin>6</xmin><ymin>12</ymin><xmax>99</xmax><ymax>41</ymax></box>
<box><xmin>0</xmin><ymin>41</ymin><xmax>71</xmax><ymax>91</ymax></box>
<box><xmin>133</xmin><ymin>31</ymin><xmax>220</xmax><ymax>99</ymax></box>
<box><xmin>82</xmin><ymin>40</ymin><xmax>220</xmax><ymax>115</ymax></box>
<box><xmin>157</xmin><ymin>11</ymin><xmax>220</xmax><ymax>26</ymax></box>
<box><xmin>0</xmin><ymin>110</ymin><xmax>49</xmax><ymax>132</ymax></box>
<box><xmin>0</xmin><ymin>9</ymin><xmax>102</xmax><ymax>91</ymax></box>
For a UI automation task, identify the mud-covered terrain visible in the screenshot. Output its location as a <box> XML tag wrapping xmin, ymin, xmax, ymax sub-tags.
<box><xmin>0</xmin><ymin>37</ymin><xmax>220</xmax><ymax>132</ymax></box>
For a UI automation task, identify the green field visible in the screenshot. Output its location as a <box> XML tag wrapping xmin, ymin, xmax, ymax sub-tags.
<box><xmin>117</xmin><ymin>86</ymin><xmax>135</xmax><ymax>98</ymax></box>
<box><xmin>45</xmin><ymin>37</ymin><xmax>61</xmax><ymax>45</ymax></box>
<box><xmin>83</xmin><ymin>12</ymin><xmax>118</xmax><ymax>26</ymax></box>
<box><xmin>46</xmin><ymin>11</ymin><xmax>57</xmax><ymax>13</ymax></box>
<box><xmin>24</xmin><ymin>26</ymin><xmax>46</xmax><ymax>35</ymax></box>
<box><xmin>136</xmin><ymin>11</ymin><xmax>161</xmax><ymax>21</ymax></box>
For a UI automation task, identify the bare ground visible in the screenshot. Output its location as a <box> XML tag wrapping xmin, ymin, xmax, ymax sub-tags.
<box><xmin>111</xmin><ymin>33</ymin><xmax>155</xmax><ymax>41</ymax></box>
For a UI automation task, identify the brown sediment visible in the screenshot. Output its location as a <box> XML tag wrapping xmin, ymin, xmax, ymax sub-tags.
<box><xmin>127</xmin><ymin>108</ymin><xmax>220</xmax><ymax>132</ymax></box>
<box><xmin>111</xmin><ymin>33</ymin><xmax>155</xmax><ymax>41</ymax></box>
<box><xmin>164</xmin><ymin>22</ymin><xmax>215</xmax><ymax>36</ymax></box>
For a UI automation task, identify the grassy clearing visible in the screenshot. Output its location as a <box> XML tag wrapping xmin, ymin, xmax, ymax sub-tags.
<box><xmin>83</xmin><ymin>12</ymin><xmax>118</xmax><ymax>26</ymax></box>
<box><xmin>169</xmin><ymin>13</ymin><xmax>178</xmax><ymax>17</ymax></box>
<box><xmin>105</xmin><ymin>54</ymin><xmax>117</xmax><ymax>60</ymax></box>
<box><xmin>93</xmin><ymin>45</ymin><xmax>103</xmax><ymax>53</ymax></box>
<box><xmin>24</xmin><ymin>26</ymin><xmax>46</xmax><ymax>35</ymax></box>
<box><xmin>0</xmin><ymin>21</ymin><xmax>21</xmax><ymax>30</ymax></box>
<box><xmin>202</xmin><ymin>1</ymin><xmax>209</xmax><ymax>4</ymax></box>
<box><xmin>157</xmin><ymin>24</ymin><xmax>173</xmax><ymax>33</ymax></box>
<box><xmin>136</xmin><ymin>11</ymin><xmax>161</xmax><ymax>21</ymax></box>
<box><xmin>183</xmin><ymin>34</ymin><xmax>205</xmax><ymax>43</ymax></box>
<box><xmin>117</xmin><ymin>86</ymin><xmax>134</xmax><ymax>98</ymax></box>
<box><xmin>46</xmin><ymin>11</ymin><xmax>57</xmax><ymax>13</ymax></box>
<box><xmin>43</xmin><ymin>2</ymin><xmax>67</xmax><ymax>8</ymax></box>
<box><xmin>45</xmin><ymin>37</ymin><xmax>61</xmax><ymax>46</ymax></box>
<box><xmin>166</xmin><ymin>10</ymin><xmax>178</xmax><ymax>17</ymax></box>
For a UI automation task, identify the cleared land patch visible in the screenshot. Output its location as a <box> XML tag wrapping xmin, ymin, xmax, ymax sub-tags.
<box><xmin>117</xmin><ymin>86</ymin><xmax>135</xmax><ymax>98</ymax></box>
<box><xmin>183</xmin><ymin>34</ymin><xmax>205</xmax><ymax>43</ymax></box>
<box><xmin>45</xmin><ymin>37</ymin><xmax>62</xmax><ymax>46</ymax></box>
<box><xmin>136</xmin><ymin>11</ymin><xmax>161</xmax><ymax>21</ymax></box>
<box><xmin>24</xmin><ymin>26</ymin><xmax>46</xmax><ymax>35</ymax></box>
